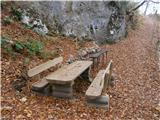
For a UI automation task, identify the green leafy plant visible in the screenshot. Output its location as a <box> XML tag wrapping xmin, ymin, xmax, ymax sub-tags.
<box><xmin>23</xmin><ymin>57</ymin><xmax>30</xmax><ymax>66</ymax></box>
<box><xmin>14</xmin><ymin>42</ymin><xmax>25</xmax><ymax>52</ymax></box>
<box><xmin>1</xmin><ymin>1</ymin><xmax>7</xmax><ymax>10</ymax></box>
<box><xmin>39</xmin><ymin>50</ymin><xmax>58</xmax><ymax>59</ymax></box>
<box><xmin>24</xmin><ymin>24</ymin><xmax>32</xmax><ymax>29</ymax></box>
<box><xmin>1</xmin><ymin>36</ymin><xmax>13</xmax><ymax>48</ymax></box>
<box><xmin>1</xmin><ymin>37</ymin><xmax>53</xmax><ymax>59</ymax></box>
<box><xmin>3</xmin><ymin>16</ymin><xmax>13</xmax><ymax>25</ymax></box>
<box><xmin>1</xmin><ymin>36</ymin><xmax>8</xmax><ymax>47</ymax></box>
<box><xmin>11</xmin><ymin>7</ymin><xmax>22</xmax><ymax>21</ymax></box>
<box><xmin>3</xmin><ymin>46</ymin><xmax>17</xmax><ymax>59</ymax></box>
<box><xmin>1</xmin><ymin>36</ymin><xmax>17</xmax><ymax>58</ymax></box>
<box><xmin>25</xmin><ymin>39</ymin><xmax>44</xmax><ymax>55</ymax></box>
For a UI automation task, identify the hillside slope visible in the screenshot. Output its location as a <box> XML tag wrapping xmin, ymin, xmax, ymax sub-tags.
<box><xmin>1</xmin><ymin>9</ymin><xmax>160</xmax><ymax>120</ymax></box>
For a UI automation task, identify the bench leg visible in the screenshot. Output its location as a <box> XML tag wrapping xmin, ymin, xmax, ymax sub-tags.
<box><xmin>51</xmin><ymin>83</ymin><xmax>73</xmax><ymax>99</ymax></box>
<box><xmin>32</xmin><ymin>84</ymin><xmax>52</xmax><ymax>96</ymax></box>
<box><xmin>92</xmin><ymin>58</ymin><xmax>95</xmax><ymax>71</ymax></box>
<box><xmin>80</xmin><ymin>67</ymin><xmax>93</xmax><ymax>82</ymax></box>
<box><xmin>102</xmin><ymin>54</ymin><xmax>105</xmax><ymax>67</ymax></box>
<box><xmin>86</xmin><ymin>95</ymin><xmax>109</xmax><ymax>109</ymax></box>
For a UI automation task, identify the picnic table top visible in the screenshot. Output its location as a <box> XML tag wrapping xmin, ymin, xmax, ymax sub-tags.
<box><xmin>46</xmin><ymin>61</ymin><xmax>93</xmax><ymax>84</ymax></box>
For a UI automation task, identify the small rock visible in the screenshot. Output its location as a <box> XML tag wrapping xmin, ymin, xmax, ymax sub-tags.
<box><xmin>67</xmin><ymin>54</ymin><xmax>75</xmax><ymax>64</ymax></box>
<box><xmin>80</xmin><ymin>50</ymin><xmax>87</xmax><ymax>57</ymax></box>
<box><xmin>2</xmin><ymin>106</ymin><xmax>13</xmax><ymax>110</ymax></box>
<box><xmin>110</xmin><ymin>30</ymin><xmax>114</xmax><ymax>35</ymax></box>
<box><xmin>20</xmin><ymin>97</ymin><xmax>27</xmax><ymax>102</ymax></box>
<box><xmin>155</xmin><ymin>106</ymin><xmax>160</xmax><ymax>113</ymax></box>
<box><xmin>16</xmin><ymin>114</ymin><xmax>25</xmax><ymax>119</ymax></box>
<box><xmin>48</xmin><ymin>115</ymin><xmax>53</xmax><ymax>119</ymax></box>
<box><xmin>22</xmin><ymin>15</ymin><xmax>30</xmax><ymax>25</ymax></box>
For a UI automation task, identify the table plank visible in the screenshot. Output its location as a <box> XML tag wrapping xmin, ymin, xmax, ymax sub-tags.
<box><xmin>46</xmin><ymin>61</ymin><xmax>93</xmax><ymax>84</ymax></box>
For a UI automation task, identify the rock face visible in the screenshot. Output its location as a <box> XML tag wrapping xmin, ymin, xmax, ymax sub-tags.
<box><xmin>15</xmin><ymin>1</ymin><xmax>129</xmax><ymax>43</ymax></box>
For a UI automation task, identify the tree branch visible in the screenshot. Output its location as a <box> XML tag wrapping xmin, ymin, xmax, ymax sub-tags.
<box><xmin>129</xmin><ymin>0</ymin><xmax>147</xmax><ymax>13</ymax></box>
<box><xmin>150</xmin><ymin>0</ymin><xmax>160</xmax><ymax>4</ymax></box>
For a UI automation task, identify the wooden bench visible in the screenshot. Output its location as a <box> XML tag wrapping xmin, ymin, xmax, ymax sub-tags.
<box><xmin>27</xmin><ymin>57</ymin><xmax>63</xmax><ymax>95</ymax></box>
<box><xmin>85</xmin><ymin>60</ymin><xmax>112</xmax><ymax>108</ymax></box>
<box><xmin>89</xmin><ymin>49</ymin><xmax>108</xmax><ymax>70</ymax></box>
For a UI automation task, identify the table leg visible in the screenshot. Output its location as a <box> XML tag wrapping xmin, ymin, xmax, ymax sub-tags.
<box><xmin>80</xmin><ymin>67</ymin><xmax>93</xmax><ymax>82</ymax></box>
<box><xmin>51</xmin><ymin>82</ymin><xmax>74</xmax><ymax>98</ymax></box>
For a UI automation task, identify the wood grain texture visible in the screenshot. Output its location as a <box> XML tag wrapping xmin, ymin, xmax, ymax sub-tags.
<box><xmin>86</xmin><ymin>60</ymin><xmax>112</xmax><ymax>99</ymax></box>
<box><xmin>28</xmin><ymin>57</ymin><xmax>63</xmax><ymax>77</ymax></box>
<box><xmin>46</xmin><ymin>61</ymin><xmax>93</xmax><ymax>84</ymax></box>
<box><xmin>32</xmin><ymin>78</ymin><xmax>49</xmax><ymax>90</ymax></box>
<box><xmin>86</xmin><ymin>70</ymin><xmax>105</xmax><ymax>99</ymax></box>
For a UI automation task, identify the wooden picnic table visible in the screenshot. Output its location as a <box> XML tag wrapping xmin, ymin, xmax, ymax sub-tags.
<box><xmin>45</xmin><ymin>60</ymin><xmax>93</xmax><ymax>98</ymax></box>
<box><xmin>29</xmin><ymin>58</ymin><xmax>93</xmax><ymax>98</ymax></box>
<box><xmin>46</xmin><ymin>61</ymin><xmax>93</xmax><ymax>84</ymax></box>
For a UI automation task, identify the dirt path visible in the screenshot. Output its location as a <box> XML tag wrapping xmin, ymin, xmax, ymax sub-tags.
<box><xmin>106</xmin><ymin>17</ymin><xmax>160</xmax><ymax>119</ymax></box>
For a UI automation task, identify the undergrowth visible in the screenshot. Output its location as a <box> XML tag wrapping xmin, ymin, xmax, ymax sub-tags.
<box><xmin>1</xmin><ymin>37</ymin><xmax>58</xmax><ymax>59</ymax></box>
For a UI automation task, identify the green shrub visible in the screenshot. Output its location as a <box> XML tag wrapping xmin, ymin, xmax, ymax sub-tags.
<box><xmin>39</xmin><ymin>50</ymin><xmax>58</xmax><ymax>59</ymax></box>
<box><xmin>24</xmin><ymin>24</ymin><xmax>32</xmax><ymax>29</ymax></box>
<box><xmin>1</xmin><ymin>36</ymin><xmax>16</xmax><ymax>58</ymax></box>
<box><xmin>3</xmin><ymin>16</ymin><xmax>13</xmax><ymax>25</ymax></box>
<box><xmin>10</xmin><ymin>39</ymin><xmax>44</xmax><ymax>56</ymax></box>
<box><xmin>13</xmin><ymin>42</ymin><xmax>25</xmax><ymax>52</ymax></box>
<box><xmin>1</xmin><ymin>37</ymin><xmax>54</xmax><ymax>59</ymax></box>
<box><xmin>24</xmin><ymin>39</ymin><xmax>44</xmax><ymax>55</ymax></box>
<box><xmin>11</xmin><ymin>7</ymin><xmax>22</xmax><ymax>21</ymax></box>
<box><xmin>6</xmin><ymin>47</ymin><xmax>14</xmax><ymax>55</ymax></box>
<box><xmin>1</xmin><ymin>36</ymin><xmax>12</xmax><ymax>47</ymax></box>
<box><xmin>23</xmin><ymin>57</ymin><xmax>30</xmax><ymax>66</ymax></box>
<box><xmin>3</xmin><ymin>46</ymin><xmax>17</xmax><ymax>59</ymax></box>
<box><xmin>1</xmin><ymin>1</ymin><xmax>7</xmax><ymax>10</ymax></box>
<box><xmin>1</xmin><ymin>36</ymin><xmax>8</xmax><ymax>47</ymax></box>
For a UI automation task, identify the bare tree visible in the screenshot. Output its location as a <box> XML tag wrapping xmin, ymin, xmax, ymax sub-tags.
<box><xmin>128</xmin><ymin>0</ymin><xmax>147</xmax><ymax>14</ymax></box>
<box><xmin>150</xmin><ymin>0</ymin><xmax>160</xmax><ymax>4</ymax></box>
<box><xmin>128</xmin><ymin>0</ymin><xmax>159</xmax><ymax>15</ymax></box>
<box><xmin>144</xmin><ymin>0</ymin><xmax>160</xmax><ymax>15</ymax></box>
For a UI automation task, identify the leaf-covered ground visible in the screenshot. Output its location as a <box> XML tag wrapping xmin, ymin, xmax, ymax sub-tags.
<box><xmin>1</xmin><ymin>15</ymin><xmax>160</xmax><ymax>120</ymax></box>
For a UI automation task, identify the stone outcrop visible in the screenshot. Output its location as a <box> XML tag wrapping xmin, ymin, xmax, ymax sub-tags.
<box><xmin>14</xmin><ymin>1</ymin><xmax>130</xmax><ymax>43</ymax></box>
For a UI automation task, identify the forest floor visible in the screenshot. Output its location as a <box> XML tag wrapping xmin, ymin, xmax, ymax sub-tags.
<box><xmin>1</xmin><ymin>14</ymin><xmax>160</xmax><ymax>120</ymax></box>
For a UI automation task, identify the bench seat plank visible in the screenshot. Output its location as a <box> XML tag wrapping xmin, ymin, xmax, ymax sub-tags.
<box><xmin>32</xmin><ymin>78</ymin><xmax>49</xmax><ymax>91</ymax></box>
<box><xmin>86</xmin><ymin>60</ymin><xmax>113</xmax><ymax>99</ymax></box>
<box><xmin>86</xmin><ymin>70</ymin><xmax>105</xmax><ymax>98</ymax></box>
<box><xmin>28</xmin><ymin>57</ymin><xmax>63</xmax><ymax>77</ymax></box>
<box><xmin>46</xmin><ymin>61</ymin><xmax>93</xmax><ymax>84</ymax></box>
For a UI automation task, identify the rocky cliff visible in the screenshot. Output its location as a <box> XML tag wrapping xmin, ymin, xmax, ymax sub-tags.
<box><xmin>14</xmin><ymin>1</ymin><xmax>131</xmax><ymax>43</ymax></box>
